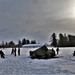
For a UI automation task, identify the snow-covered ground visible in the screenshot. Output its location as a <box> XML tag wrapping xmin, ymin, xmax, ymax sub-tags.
<box><xmin>0</xmin><ymin>47</ymin><xmax>75</xmax><ymax>75</ymax></box>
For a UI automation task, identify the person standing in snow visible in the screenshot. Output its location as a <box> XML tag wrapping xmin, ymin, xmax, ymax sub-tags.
<box><xmin>11</xmin><ymin>47</ymin><xmax>14</xmax><ymax>55</ymax></box>
<box><xmin>18</xmin><ymin>47</ymin><xmax>20</xmax><ymax>56</ymax></box>
<box><xmin>14</xmin><ymin>47</ymin><xmax>16</xmax><ymax>56</ymax></box>
<box><xmin>0</xmin><ymin>50</ymin><xmax>5</xmax><ymax>58</ymax></box>
<box><xmin>73</xmin><ymin>51</ymin><xmax>75</xmax><ymax>56</ymax></box>
<box><xmin>56</xmin><ymin>47</ymin><xmax>59</xmax><ymax>54</ymax></box>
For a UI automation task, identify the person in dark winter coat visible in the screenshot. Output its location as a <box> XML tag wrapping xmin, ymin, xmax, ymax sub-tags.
<box><xmin>18</xmin><ymin>48</ymin><xmax>20</xmax><ymax>56</ymax></box>
<box><xmin>73</xmin><ymin>51</ymin><xmax>75</xmax><ymax>56</ymax></box>
<box><xmin>11</xmin><ymin>47</ymin><xmax>14</xmax><ymax>55</ymax></box>
<box><xmin>0</xmin><ymin>50</ymin><xmax>5</xmax><ymax>58</ymax></box>
<box><xmin>56</xmin><ymin>47</ymin><xmax>59</xmax><ymax>54</ymax></box>
<box><xmin>14</xmin><ymin>48</ymin><xmax>16</xmax><ymax>56</ymax></box>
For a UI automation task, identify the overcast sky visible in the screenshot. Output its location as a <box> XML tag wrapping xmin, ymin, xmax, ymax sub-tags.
<box><xmin>0</xmin><ymin>0</ymin><xmax>75</xmax><ymax>43</ymax></box>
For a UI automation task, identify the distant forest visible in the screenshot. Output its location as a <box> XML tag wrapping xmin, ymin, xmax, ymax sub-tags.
<box><xmin>1</xmin><ymin>33</ymin><xmax>75</xmax><ymax>48</ymax></box>
<box><xmin>50</xmin><ymin>33</ymin><xmax>75</xmax><ymax>47</ymax></box>
<box><xmin>0</xmin><ymin>38</ymin><xmax>37</xmax><ymax>48</ymax></box>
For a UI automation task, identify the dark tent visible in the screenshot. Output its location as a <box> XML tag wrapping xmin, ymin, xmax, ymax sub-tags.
<box><xmin>29</xmin><ymin>45</ymin><xmax>55</xmax><ymax>59</ymax></box>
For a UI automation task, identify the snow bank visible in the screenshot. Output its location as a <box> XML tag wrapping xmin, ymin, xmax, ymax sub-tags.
<box><xmin>0</xmin><ymin>47</ymin><xmax>75</xmax><ymax>75</ymax></box>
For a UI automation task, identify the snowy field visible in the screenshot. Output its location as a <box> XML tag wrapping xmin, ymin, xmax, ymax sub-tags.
<box><xmin>0</xmin><ymin>47</ymin><xmax>75</xmax><ymax>75</ymax></box>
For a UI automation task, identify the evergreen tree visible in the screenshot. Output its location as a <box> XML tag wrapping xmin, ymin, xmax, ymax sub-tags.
<box><xmin>6</xmin><ymin>42</ymin><xmax>8</xmax><ymax>46</ymax></box>
<box><xmin>26</xmin><ymin>39</ymin><xmax>30</xmax><ymax>44</ymax></box>
<box><xmin>22</xmin><ymin>38</ymin><xmax>26</xmax><ymax>45</ymax></box>
<box><xmin>18</xmin><ymin>40</ymin><xmax>22</xmax><ymax>47</ymax></box>
<box><xmin>51</xmin><ymin>33</ymin><xmax>57</xmax><ymax>47</ymax></box>
<box><xmin>31</xmin><ymin>40</ymin><xmax>36</xmax><ymax>44</ymax></box>
<box><xmin>9</xmin><ymin>41</ymin><xmax>15</xmax><ymax>47</ymax></box>
<box><xmin>58</xmin><ymin>33</ymin><xmax>69</xmax><ymax>47</ymax></box>
<box><xmin>64</xmin><ymin>33</ymin><xmax>69</xmax><ymax>46</ymax></box>
<box><xmin>68</xmin><ymin>34</ymin><xmax>75</xmax><ymax>46</ymax></box>
<box><xmin>58</xmin><ymin>33</ymin><xmax>64</xmax><ymax>47</ymax></box>
<box><xmin>2</xmin><ymin>41</ymin><xmax>4</xmax><ymax>48</ymax></box>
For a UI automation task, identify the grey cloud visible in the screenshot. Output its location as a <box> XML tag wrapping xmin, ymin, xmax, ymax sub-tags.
<box><xmin>0</xmin><ymin>0</ymin><xmax>75</xmax><ymax>43</ymax></box>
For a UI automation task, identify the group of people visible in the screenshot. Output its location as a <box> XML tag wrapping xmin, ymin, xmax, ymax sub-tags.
<box><xmin>52</xmin><ymin>47</ymin><xmax>59</xmax><ymax>55</ymax></box>
<box><xmin>11</xmin><ymin>47</ymin><xmax>20</xmax><ymax>56</ymax></box>
<box><xmin>55</xmin><ymin>48</ymin><xmax>75</xmax><ymax>56</ymax></box>
<box><xmin>1</xmin><ymin>46</ymin><xmax>75</xmax><ymax>59</ymax></box>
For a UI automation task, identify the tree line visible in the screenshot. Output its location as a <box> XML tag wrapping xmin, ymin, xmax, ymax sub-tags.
<box><xmin>0</xmin><ymin>38</ymin><xmax>37</xmax><ymax>48</ymax></box>
<box><xmin>50</xmin><ymin>33</ymin><xmax>75</xmax><ymax>47</ymax></box>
